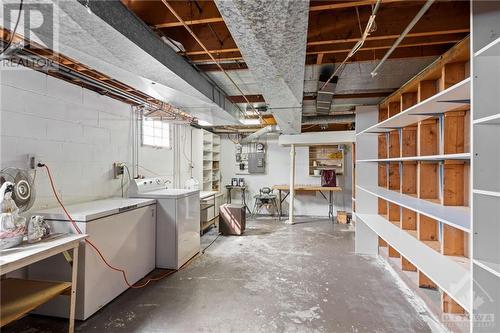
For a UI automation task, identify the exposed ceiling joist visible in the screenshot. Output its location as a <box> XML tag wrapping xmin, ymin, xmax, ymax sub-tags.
<box><xmin>155</xmin><ymin>17</ymin><xmax>225</xmax><ymax>28</ymax></box>
<box><xmin>309</xmin><ymin>0</ymin><xmax>404</xmax><ymax>12</ymax></box>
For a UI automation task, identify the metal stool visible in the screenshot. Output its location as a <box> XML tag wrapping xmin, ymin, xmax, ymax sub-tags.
<box><xmin>252</xmin><ymin>187</ymin><xmax>279</xmax><ymax>217</ymax></box>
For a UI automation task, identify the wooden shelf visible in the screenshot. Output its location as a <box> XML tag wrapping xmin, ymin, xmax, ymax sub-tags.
<box><xmin>357</xmin><ymin>185</ymin><xmax>470</xmax><ymax>231</ymax></box>
<box><xmin>357</xmin><ymin>78</ymin><xmax>470</xmax><ymax>136</ymax></box>
<box><xmin>356</xmin><ymin>213</ymin><xmax>471</xmax><ymax>311</ymax></box>
<box><xmin>0</xmin><ymin>278</ymin><xmax>71</xmax><ymax>327</ymax></box>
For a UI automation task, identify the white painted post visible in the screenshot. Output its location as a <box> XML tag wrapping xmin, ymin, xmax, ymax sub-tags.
<box><xmin>286</xmin><ymin>144</ymin><xmax>296</xmax><ymax>224</ymax></box>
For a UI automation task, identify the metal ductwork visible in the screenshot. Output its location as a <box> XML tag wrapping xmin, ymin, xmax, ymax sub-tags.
<box><xmin>316</xmin><ymin>69</ymin><xmax>338</xmax><ymax>114</ymax></box>
<box><xmin>301</xmin><ymin>114</ymin><xmax>355</xmax><ymax>125</ymax></box>
<box><xmin>240</xmin><ymin>125</ymin><xmax>280</xmax><ymax>144</ymax></box>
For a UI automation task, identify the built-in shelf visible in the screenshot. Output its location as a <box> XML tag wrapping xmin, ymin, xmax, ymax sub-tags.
<box><xmin>357</xmin><ymin>153</ymin><xmax>470</xmax><ymax>163</ymax></box>
<box><xmin>356</xmin><ymin>213</ymin><xmax>471</xmax><ymax>311</ymax></box>
<box><xmin>474</xmin><ymin>260</ymin><xmax>500</xmax><ymax>279</ymax></box>
<box><xmin>357</xmin><ymin>185</ymin><xmax>470</xmax><ymax>231</ymax></box>
<box><xmin>474</xmin><ymin>36</ymin><xmax>500</xmax><ymax>57</ymax></box>
<box><xmin>357</xmin><ymin>79</ymin><xmax>470</xmax><ymax>136</ymax></box>
<box><xmin>473</xmin><ymin>113</ymin><xmax>500</xmax><ymax>125</ymax></box>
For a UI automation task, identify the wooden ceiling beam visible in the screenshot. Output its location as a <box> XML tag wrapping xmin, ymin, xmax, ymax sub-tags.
<box><xmin>183</xmin><ymin>29</ymin><xmax>468</xmax><ymax>56</ymax></box>
<box><xmin>227</xmin><ymin>94</ymin><xmax>265</xmax><ymax>103</ymax></box>
<box><xmin>155</xmin><ymin>17</ymin><xmax>224</xmax><ymax>29</ymax></box>
<box><xmin>309</xmin><ymin>0</ymin><xmax>404</xmax><ymax>12</ymax></box>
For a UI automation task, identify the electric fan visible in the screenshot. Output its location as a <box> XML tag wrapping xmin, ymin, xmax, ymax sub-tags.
<box><xmin>0</xmin><ymin>167</ymin><xmax>36</xmax><ymax>249</ymax></box>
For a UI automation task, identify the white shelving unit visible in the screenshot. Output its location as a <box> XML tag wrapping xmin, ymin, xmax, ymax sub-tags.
<box><xmin>472</xmin><ymin>4</ymin><xmax>500</xmax><ymax>329</ymax></box>
<box><xmin>195</xmin><ymin>129</ymin><xmax>221</xmax><ymax>192</ymax></box>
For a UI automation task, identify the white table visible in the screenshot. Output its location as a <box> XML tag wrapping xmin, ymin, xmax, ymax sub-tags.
<box><xmin>0</xmin><ymin>234</ymin><xmax>87</xmax><ymax>332</ymax></box>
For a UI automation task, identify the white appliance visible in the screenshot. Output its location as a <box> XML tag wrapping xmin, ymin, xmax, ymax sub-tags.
<box><xmin>28</xmin><ymin>198</ymin><xmax>156</xmax><ymax>320</ymax></box>
<box><xmin>129</xmin><ymin>177</ymin><xmax>200</xmax><ymax>269</ymax></box>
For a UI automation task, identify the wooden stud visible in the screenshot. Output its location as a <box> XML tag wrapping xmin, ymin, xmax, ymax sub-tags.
<box><xmin>379</xmin><ymin>107</ymin><xmax>389</xmax><ymax>123</ymax></box>
<box><xmin>378</xmin><ymin>134</ymin><xmax>388</xmax><ymax>159</ymax></box>
<box><xmin>316</xmin><ymin>53</ymin><xmax>324</xmax><ymax>65</ymax></box>
<box><xmin>388</xmin><ymin>203</ymin><xmax>400</xmax><ymax>225</ymax></box>
<box><xmin>389</xmin><ymin>130</ymin><xmax>400</xmax><ymax>158</ymax></box>
<box><xmin>378</xmin><ymin>198</ymin><xmax>388</xmax><ymax>216</ymax></box>
<box><xmin>442</xmin><ymin>292</ymin><xmax>466</xmax><ymax>314</ymax></box>
<box><xmin>401</xmin><ymin>257</ymin><xmax>417</xmax><ymax>272</ymax></box>
<box><xmin>440</xmin><ymin>62</ymin><xmax>466</xmax><ymax>91</ymax></box>
<box><xmin>378</xmin><ymin>237</ymin><xmax>388</xmax><ymax>247</ymax></box>
<box><xmin>401</xmin><ymin>162</ymin><xmax>417</xmax><ymax>195</ymax></box>
<box><xmin>418</xmin><ymin>162</ymin><xmax>439</xmax><ymax>201</ymax></box>
<box><xmin>378</xmin><ymin>163</ymin><xmax>388</xmax><ymax>188</ymax></box>
<box><xmin>443</xmin><ymin>161</ymin><xmax>465</xmax><ymax>206</ymax></box>
<box><xmin>401</xmin><ymin>126</ymin><xmax>417</xmax><ymax>157</ymax></box>
<box><xmin>388</xmin><ymin>101</ymin><xmax>401</xmax><ymax>118</ymax></box>
<box><xmin>443</xmin><ymin>111</ymin><xmax>466</xmax><ymax>154</ymax></box>
<box><xmin>401</xmin><ymin>208</ymin><xmax>417</xmax><ymax>230</ymax></box>
<box><xmin>388</xmin><ymin>245</ymin><xmax>400</xmax><ymax>258</ymax></box>
<box><xmin>418</xmin><ymin>80</ymin><xmax>438</xmax><ymax>102</ymax></box>
<box><xmin>442</xmin><ymin>224</ymin><xmax>465</xmax><ymax>256</ymax></box>
<box><xmin>418</xmin><ymin>118</ymin><xmax>439</xmax><ymax>156</ymax></box>
<box><xmin>401</xmin><ymin>92</ymin><xmax>418</xmax><ymax>111</ymax></box>
<box><xmin>388</xmin><ymin>163</ymin><xmax>400</xmax><ymax>191</ymax></box>
<box><xmin>419</xmin><ymin>271</ymin><xmax>438</xmax><ymax>289</ymax></box>
<box><xmin>418</xmin><ymin>215</ymin><xmax>438</xmax><ymax>241</ymax></box>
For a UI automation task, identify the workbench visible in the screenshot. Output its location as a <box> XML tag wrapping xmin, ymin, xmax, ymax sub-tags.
<box><xmin>0</xmin><ymin>234</ymin><xmax>87</xmax><ymax>333</ymax></box>
<box><xmin>272</xmin><ymin>185</ymin><xmax>342</xmax><ymax>221</ymax></box>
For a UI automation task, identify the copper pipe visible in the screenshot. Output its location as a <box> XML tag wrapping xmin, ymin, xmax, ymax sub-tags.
<box><xmin>159</xmin><ymin>0</ymin><xmax>257</xmax><ymax>117</ymax></box>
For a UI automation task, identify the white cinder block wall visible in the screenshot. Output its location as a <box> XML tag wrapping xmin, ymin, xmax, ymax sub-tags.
<box><xmin>0</xmin><ymin>66</ymin><xmax>174</xmax><ymax>210</ymax></box>
<box><xmin>219</xmin><ymin>136</ymin><xmax>353</xmax><ymax>216</ymax></box>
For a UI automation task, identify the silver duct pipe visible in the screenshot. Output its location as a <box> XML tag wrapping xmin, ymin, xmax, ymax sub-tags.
<box><xmin>371</xmin><ymin>0</ymin><xmax>436</xmax><ymax>77</ymax></box>
<box><xmin>240</xmin><ymin>125</ymin><xmax>280</xmax><ymax>144</ymax></box>
<box><xmin>301</xmin><ymin>114</ymin><xmax>355</xmax><ymax>125</ymax></box>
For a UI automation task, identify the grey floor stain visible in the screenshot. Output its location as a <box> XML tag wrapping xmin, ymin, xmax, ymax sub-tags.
<box><xmin>3</xmin><ymin>218</ymin><xmax>436</xmax><ymax>333</ymax></box>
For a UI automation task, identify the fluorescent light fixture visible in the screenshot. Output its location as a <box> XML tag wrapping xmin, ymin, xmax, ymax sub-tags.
<box><xmin>240</xmin><ymin>118</ymin><xmax>260</xmax><ymax>125</ymax></box>
<box><xmin>197</xmin><ymin>119</ymin><xmax>213</xmax><ymax>127</ymax></box>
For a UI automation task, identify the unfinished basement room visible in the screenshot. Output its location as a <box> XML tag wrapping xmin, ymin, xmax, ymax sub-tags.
<box><xmin>0</xmin><ymin>0</ymin><xmax>499</xmax><ymax>332</ymax></box>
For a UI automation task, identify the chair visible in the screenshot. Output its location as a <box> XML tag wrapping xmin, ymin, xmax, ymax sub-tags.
<box><xmin>252</xmin><ymin>187</ymin><xmax>279</xmax><ymax>217</ymax></box>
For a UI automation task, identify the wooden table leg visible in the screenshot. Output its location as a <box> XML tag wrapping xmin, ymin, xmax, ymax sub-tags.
<box><xmin>68</xmin><ymin>246</ymin><xmax>79</xmax><ymax>333</ymax></box>
<box><xmin>278</xmin><ymin>190</ymin><xmax>282</xmax><ymax>220</ymax></box>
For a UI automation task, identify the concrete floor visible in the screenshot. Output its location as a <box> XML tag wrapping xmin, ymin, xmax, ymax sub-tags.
<box><xmin>4</xmin><ymin>218</ymin><xmax>441</xmax><ymax>333</ymax></box>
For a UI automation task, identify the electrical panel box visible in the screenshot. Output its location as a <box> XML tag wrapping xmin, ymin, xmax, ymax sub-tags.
<box><xmin>248</xmin><ymin>152</ymin><xmax>265</xmax><ymax>173</ymax></box>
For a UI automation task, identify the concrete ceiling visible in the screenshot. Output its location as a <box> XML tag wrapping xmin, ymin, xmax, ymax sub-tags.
<box><xmin>214</xmin><ymin>0</ymin><xmax>310</xmax><ymax>134</ymax></box>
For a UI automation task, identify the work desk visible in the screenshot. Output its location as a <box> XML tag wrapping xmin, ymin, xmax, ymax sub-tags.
<box><xmin>272</xmin><ymin>185</ymin><xmax>342</xmax><ymax>221</ymax></box>
<box><xmin>0</xmin><ymin>234</ymin><xmax>87</xmax><ymax>333</ymax></box>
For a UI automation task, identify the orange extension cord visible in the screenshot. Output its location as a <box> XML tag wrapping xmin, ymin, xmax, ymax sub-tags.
<box><xmin>42</xmin><ymin>164</ymin><xmax>174</xmax><ymax>288</ymax></box>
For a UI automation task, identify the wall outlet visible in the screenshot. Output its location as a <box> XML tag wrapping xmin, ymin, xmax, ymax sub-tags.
<box><xmin>113</xmin><ymin>162</ymin><xmax>125</xmax><ymax>179</ymax></box>
<box><xmin>28</xmin><ymin>154</ymin><xmax>41</xmax><ymax>169</ymax></box>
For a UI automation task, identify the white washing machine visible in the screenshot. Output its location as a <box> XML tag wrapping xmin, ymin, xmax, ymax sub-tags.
<box><xmin>129</xmin><ymin>178</ymin><xmax>200</xmax><ymax>269</ymax></box>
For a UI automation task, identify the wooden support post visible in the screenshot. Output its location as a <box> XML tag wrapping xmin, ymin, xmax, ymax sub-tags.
<box><xmin>442</xmin><ymin>292</ymin><xmax>466</xmax><ymax>314</ymax></box>
<box><xmin>417</xmin><ymin>80</ymin><xmax>438</xmax><ymax>102</ymax></box>
<box><xmin>388</xmin><ymin>245</ymin><xmax>400</xmax><ymax>258</ymax></box>
<box><xmin>442</xmin><ymin>224</ymin><xmax>465</xmax><ymax>256</ymax></box>
<box><xmin>286</xmin><ymin>144</ymin><xmax>296</xmax><ymax>224</ymax></box>
<box><xmin>378</xmin><ymin>134</ymin><xmax>388</xmax><ymax>159</ymax></box>
<box><xmin>443</xmin><ymin>161</ymin><xmax>465</xmax><ymax>206</ymax></box>
<box><xmin>419</xmin><ymin>271</ymin><xmax>438</xmax><ymax>289</ymax></box>
<box><xmin>401</xmin><ymin>257</ymin><xmax>417</xmax><ymax>272</ymax></box>
<box><xmin>440</xmin><ymin>62</ymin><xmax>466</xmax><ymax>91</ymax></box>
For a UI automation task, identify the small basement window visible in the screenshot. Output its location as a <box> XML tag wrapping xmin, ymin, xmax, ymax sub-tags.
<box><xmin>142</xmin><ymin>117</ymin><xmax>171</xmax><ymax>148</ymax></box>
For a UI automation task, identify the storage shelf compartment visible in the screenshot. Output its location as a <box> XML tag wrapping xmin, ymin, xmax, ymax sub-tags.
<box><xmin>357</xmin><ymin>153</ymin><xmax>471</xmax><ymax>163</ymax></box>
<box><xmin>0</xmin><ymin>278</ymin><xmax>71</xmax><ymax>327</ymax></box>
<box><xmin>356</xmin><ymin>213</ymin><xmax>471</xmax><ymax>311</ymax></box>
<box><xmin>473</xmin><ymin>124</ymin><xmax>500</xmax><ymax>193</ymax></box>
<box><xmin>473</xmin><ymin>192</ymin><xmax>500</xmax><ymax>277</ymax></box>
<box><xmin>357</xmin><ymin>79</ymin><xmax>470</xmax><ymax>135</ymax></box>
<box><xmin>418</xmin><ymin>161</ymin><xmax>440</xmax><ymax>204</ymax></box>
<box><xmin>473</xmin><ymin>54</ymin><xmax>500</xmax><ymax>121</ymax></box>
<box><xmin>357</xmin><ymin>185</ymin><xmax>470</xmax><ymax>231</ymax></box>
